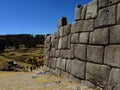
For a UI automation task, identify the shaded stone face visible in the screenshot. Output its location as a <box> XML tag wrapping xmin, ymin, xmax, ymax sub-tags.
<box><xmin>66</xmin><ymin>59</ymin><xmax>72</xmax><ymax>73</ymax></box>
<box><xmin>109</xmin><ymin>0</ymin><xmax>120</xmax><ymax>5</ymax></box>
<box><xmin>74</xmin><ymin>5</ymin><xmax>82</xmax><ymax>21</ymax></box>
<box><xmin>71</xmin><ymin>60</ymin><xmax>85</xmax><ymax>79</ymax></box>
<box><xmin>95</xmin><ymin>5</ymin><xmax>116</xmax><ymax>27</ymax></box>
<box><xmin>71</xmin><ymin>33</ymin><xmax>79</xmax><ymax>43</ymax></box>
<box><xmin>110</xmin><ymin>25</ymin><xmax>120</xmax><ymax>44</ymax></box>
<box><xmin>117</xmin><ymin>3</ymin><xmax>120</xmax><ymax>24</ymax></box>
<box><xmin>56</xmin><ymin>58</ymin><xmax>66</xmax><ymax>70</ymax></box>
<box><xmin>71</xmin><ymin>21</ymin><xmax>82</xmax><ymax>33</ymax></box>
<box><xmin>79</xmin><ymin>32</ymin><xmax>89</xmax><ymax>44</ymax></box>
<box><xmin>104</xmin><ymin>45</ymin><xmax>120</xmax><ymax>68</ymax></box>
<box><xmin>58</xmin><ymin>17</ymin><xmax>67</xmax><ymax>28</ymax></box>
<box><xmin>89</xmin><ymin>28</ymin><xmax>109</xmax><ymax>45</ymax></box>
<box><xmin>98</xmin><ymin>0</ymin><xmax>109</xmax><ymax>8</ymax></box>
<box><xmin>108</xmin><ymin>68</ymin><xmax>120</xmax><ymax>90</ymax></box>
<box><xmin>86</xmin><ymin>63</ymin><xmax>110</xmax><ymax>87</ymax></box>
<box><xmin>86</xmin><ymin>0</ymin><xmax>98</xmax><ymax>19</ymax></box>
<box><xmin>75</xmin><ymin>44</ymin><xmax>86</xmax><ymax>61</ymax></box>
<box><xmin>87</xmin><ymin>45</ymin><xmax>104</xmax><ymax>64</ymax></box>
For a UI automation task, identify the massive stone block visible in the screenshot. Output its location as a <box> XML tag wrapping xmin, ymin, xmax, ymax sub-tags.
<box><xmin>56</xmin><ymin>58</ymin><xmax>67</xmax><ymax>70</ymax></box>
<box><xmin>58</xmin><ymin>38</ymin><xmax>63</xmax><ymax>49</ymax></box>
<box><xmin>71</xmin><ymin>33</ymin><xmax>79</xmax><ymax>43</ymax></box>
<box><xmin>87</xmin><ymin>45</ymin><xmax>104</xmax><ymax>64</ymax></box>
<box><xmin>66</xmin><ymin>59</ymin><xmax>72</xmax><ymax>73</ymax></box>
<box><xmin>51</xmin><ymin>58</ymin><xmax>57</xmax><ymax>69</ymax></box>
<box><xmin>58</xmin><ymin>17</ymin><xmax>67</xmax><ymax>28</ymax></box>
<box><xmin>95</xmin><ymin>5</ymin><xmax>116</xmax><ymax>27</ymax></box>
<box><xmin>71</xmin><ymin>20</ymin><xmax>82</xmax><ymax>33</ymax></box>
<box><xmin>81</xmin><ymin>20</ymin><xmax>94</xmax><ymax>32</ymax></box>
<box><xmin>55</xmin><ymin>50</ymin><xmax>59</xmax><ymax>58</ymax></box>
<box><xmin>86</xmin><ymin>63</ymin><xmax>110</xmax><ymax>87</ymax></box>
<box><xmin>89</xmin><ymin>28</ymin><xmax>109</xmax><ymax>45</ymax></box>
<box><xmin>110</xmin><ymin>25</ymin><xmax>120</xmax><ymax>44</ymax></box>
<box><xmin>104</xmin><ymin>45</ymin><xmax>120</xmax><ymax>68</ymax></box>
<box><xmin>79</xmin><ymin>32</ymin><xmax>89</xmax><ymax>44</ymax></box>
<box><xmin>63</xmin><ymin>24</ymin><xmax>71</xmax><ymax>36</ymax></box>
<box><xmin>68</xmin><ymin>44</ymin><xmax>74</xmax><ymax>59</ymax></box>
<box><xmin>59</xmin><ymin>27</ymin><xmax>64</xmax><ymax>37</ymax></box>
<box><xmin>81</xmin><ymin>5</ymin><xmax>87</xmax><ymax>20</ymax></box>
<box><xmin>86</xmin><ymin>0</ymin><xmax>98</xmax><ymax>19</ymax></box>
<box><xmin>62</xmin><ymin>36</ymin><xmax>68</xmax><ymax>49</ymax></box>
<box><xmin>98</xmin><ymin>0</ymin><xmax>109</xmax><ymax>8</ymax></box>
<box><xmin>109</xmin><ymin>0</ymin><xmax>120</xmax><ymax>5</ymax></box>
<box><xmin>117</xmin><ymin>3</ymin><xmax>120</xmax><ymax>24</ymax></box>
<box><xmin>74</xmin><ymin>5</ymin><xmax>82</xmax><ymax>21</ymax></box>
<box><xmin>71</xmin><ymin>60</ymin><xmax>85</xmax><ymax>79</ymax></box>
<box><xmin>75</xmin><ymin>44</ymin><xmax>87</xmax><ymax>61</ymax></box>
<box><xmin>108</xmin><ymin>68</ymin><xmax>120</xmax><ymax>90</ymax></box>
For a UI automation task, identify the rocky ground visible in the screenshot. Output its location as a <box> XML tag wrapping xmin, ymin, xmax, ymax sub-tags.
<box><xmin>0</xmin><ymin>70</ymin><xmax>102</xmax><ymax>90</ymax></box>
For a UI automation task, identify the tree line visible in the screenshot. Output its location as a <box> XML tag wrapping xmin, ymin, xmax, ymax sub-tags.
<box><xmin>0</xmin><ymin>34</ymin><xmax>45</xmax><ymax>51</ymax></box>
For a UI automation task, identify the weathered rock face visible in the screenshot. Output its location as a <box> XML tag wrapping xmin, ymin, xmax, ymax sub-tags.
<box><xmin>44</xmin><ymin>0</ymin><xmax>120</xmax><ymax>89</ymax></box>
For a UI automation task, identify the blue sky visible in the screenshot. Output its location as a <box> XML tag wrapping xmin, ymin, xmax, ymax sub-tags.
<box><xmin>0</xmin><ymin>0</ymin><xmax>92</xmax><ymax>35</ymax></box>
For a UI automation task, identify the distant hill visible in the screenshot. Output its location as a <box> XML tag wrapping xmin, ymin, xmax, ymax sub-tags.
<box><xmin>0</xmin><ymin>34</ymin><xmax>45</xmax><ymax>51</ymax></box>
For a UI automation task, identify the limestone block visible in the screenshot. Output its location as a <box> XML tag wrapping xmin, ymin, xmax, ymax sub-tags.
<box><xmin>51</xmin><ymin>58</ymin><xmax>57</xmax><ymax>69</ymax></box>
<box><xmin>67</xmin><ymin>34</ymin><xmax>71</xmax><ymax>49</ymax></box>
<box><xmin>86</xmin><ymin>0</ymin><xmax>98</xmax><ymax>19</ymax></box>
<box><xmin>71</xmin><ymin>20</ymin><xmax>82</xmax><ymax>33</ymax></box>
<box><xmin>62</xmin><ymin>50</ymin><xmax>69</xmax><ymax>58</ymax></box>
<box><xmin>58</xmin><ymin>17</ymin><xmax>67</xmax><ymax>28</ymax></box>
<box><xmin>104</xmin><ymin>45</ymin><xmax>120</xmax><ymax>68</ymax></box>
<box><xmin>89</xmin><ymin>28</ymin><xmax>109</xmax><ymax>45</ymax></box>
<box><xmin>117</xmin><ymin>3</ymin><xmax>120</xmax><ymax>24</ymax></box>
<box><xmin>79</xmin><ymin>32</ymin><xmax>89</xmax><ymax>44</ymax></box>
<box><xmin>95</xmin><ymin>5</ymin><xmax>116</xmax><ymax>27</ymax></box>
<box><xmin>87</xmin><ymin>45</ymin><xmax>104</xmax><ymax>64</ymax></box>
<box><xmin>98</xmin><ymin>0</ymin><xmax>109</xmax><ymax>8</ymax></box>
<box><xmin>50</xmin><ymin>48</ymin><xmax>56</xmax><ymax>57</ymax></box>
<box><xmin>47</xmin><ymin>43</ymin><xmax>52</xmax><ymax>51</ymax></box>
<box><xmin>68</xmin><ymin>44</ymin><xmax>74</xmax><ymax>59</ymax></box>
<box><xmin>58</xmin><ymin>38</ymin><xmax>63</xmax><ymax>49</ymax></box>
<box><xmin>54</xmin><ymin>31</ymin><xmax>59</xmax><ymax>39</ymax></box>
<box><xmin>66</xmin><ymin>59</ymin><xmax>72</xmax><ymax>73</ymax></box>
<box><xmin>63</xmin><ymin>24</ymin><xmax>71</xmax><ymax>36</ymax></box>
<box><xmin>59</xmin><ymin>27</ymin><xmax>64</xmax><ymax>37</ymax></box>
<box><xmin>81</xmin><ymin>20</ymin><xmax>94</xmax><ymax>32</ymax></box>
<box><xmin>75</xmin><ymin>44</ymin><xmax>87</xmax><ymax>61</ymax></box>
<box><xmin>74</xmin><ymin>5</ymin><xmax>82</xmax><ymax>21</ymax></box>
<box><xmin>71</xmin><ymin>33</ymin><xmax>79</xmax><ymax>43</ymax></box>
<box><xmin>81</xmin><ymin>5</ymin><xmax>87</xmax><ymax>20</ymax></box>
<box><xmin>110</xmin><ymin>25</ymin><xmax>120</xmax><ymax>44</ymax></box>
<box><xmin>62</xmin><ymin>36</ymin><xmax>68</xmax><ymax>49</ymax></box>
<box><xmin>56</xmin><ymin>58</ymin><xmax>67</xmax><ymax>70</ymax></box>
<box><xmin>71</xmin><ymin>60</ymin><xmax>85</xmax><ymax>79</ymax></box>
<box><xmin>46</xmin><ymin>35</ymin><xmax>51</xmax><ymax>43</ymax></box>
<box><xmin>108</xmin><ymin>68</ymin><xmax>120</xmax><ymax>90</ymax></box>
<box><xmin>86</xmin><ymin>63</ymin><xmax>110</xmax><ymax>87</ymax></box>
<box><xmin>55</xmin><ymin>50</ymin><xmax>59</xmax><ymax>58</ymax></box>
<box><xmin>52</xmin><ymin>39</ymin><xmax>58</xmax><ymax>48</ymax></box>
<box><xmin>109</xmin><ymin>0</ymin><xmax>120</xmax><ymax>5</ymax></box>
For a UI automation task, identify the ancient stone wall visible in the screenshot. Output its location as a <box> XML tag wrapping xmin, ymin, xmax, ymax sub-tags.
<box><xmin>44</xmin><ymin>0</ymin><xmax>120</xmax><ymax>89</ymax></box>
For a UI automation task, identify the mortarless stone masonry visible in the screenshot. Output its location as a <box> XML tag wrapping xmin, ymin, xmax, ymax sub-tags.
<box><xmin>44</xmin><ymin>0</ymin><xmax>120</xmax><ymax>89</ymax></box>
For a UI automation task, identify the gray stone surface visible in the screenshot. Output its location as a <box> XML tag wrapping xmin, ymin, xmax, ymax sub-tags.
<box><xmin>75</xmin><ymin>44</ymin><xmax>87</xmax><ymax>61</ymax></box>
<box><xmin>58</xmin><ymin>38</ymin><xmax>63</xmax><ymax>49</ymax></box>
<box><xmin>59</xmin><ymin>27</ymin><xmax>64</xmax><ymax>37</ymax></box>
<box><xmin>81</xmin><ymin>20</ymin><xmax>94</xmax><ymax>32</ymax></box>
<box><xmin>51</xmin><ymin>58</ymin><xmax>57</xmax><ymax>69</ymax></box>
<box><xmin>104</xmin><ymin>45</ymin><xmax>120</xmax><ymax>68</ymax></box>
<box><xmin>89</xmin><ymin>28</ymin><xmax>109</xmax><ymax>45</ymax></box>
<box><xmin>74</xmin><ymin>5</ymin><xmax>82</xmax><ymax>20</ymax></box>
<box><xmin>55</xmin><ymin>50</ymin><xmax>59</xmax><ymax>58</ymax></box>
<box><xmin>68</xmin><ymin>44</ymin><xmax>74</xmax><ymax>59</ymax></box>
<box><xmin>110</xmin><ymin>25</ymin><xmax>120</xmax><ymax>44</ymax></box>
<box><xmin>81</xmin><ymin>5</ymin><xmax>87</xmax><ymax>20</ymax></box>
<box><xmin>98</xmin><ymin>0</ymin><xmax>109</xmax><ymax>8</ymax></box>
<box><xmin>62</xmin><ymin>36</ymin><xmax>68</xmax><ymax>49</ymax></box>
<box><xmin>71</xmin><ymin>60</ymin><xmax>85</xmax><ymax>79</ymax></box>
<box><xmin>61</xmin><ymin>70</ymin><xmax>70</xmax><ymax>79</ymax></box>
<box><xmin>66</xmin><ymin>59</ymin><xmax>72</xmax><ymax>73</ymax></box>
<box><xmin>54</xmin><ymin>31</ymin><xmax>59</xmax><ymax>39</ymax></box>
<box><xmin>71</xmin><ymin>33</ymin><xmax>79</xmax><ymax>43</ymax></box>
<box><xmin>86</xmin><ymin>63</ymin><xmax>110</xmax><ymax>87</ymax></box>
<box><xmin>58</xmin><ymin>17</ymin><xmax>67</xmax><ymax>28</ymax></box>
<box><xmin>79</xmin><ymin>32</ymin><xmax>89</xmax><ymax>44</ymax></box>
<box><xmin>63</xmin><ymin>24</ymin><xmax>71</xmax><ymax>36</ymax></box>
<box><xmin>71</xmin><ymin>20</ymin><xmax>82</xmax><ymax>33</ymax></box>
<box><xmin>86</xmin><ymin>0</ymin><xmax>98</xmax><ymax>19</ymax></box>
<box><xmin>109</xmin><ymin>0</ymin><xmax>120</xmax><ymax>5</ymax></box>
<box><xmin>87</xmin><ymin>45</ymin><xmax>104</xmax><ymax>64</ymax></box>
<box><xmin>56</xmin><ymin>58</ymin><xmax>67</xmax><ymax>70</ymax></box>
<box><xmin>117</xmin><ymin>3</ymin><xmax>120</xmax><ymax>24</ymax></box>
<box><xmin>95</xmin><ymin>5</ymin><xmax>116</xmax><ymax>27</ymax></box>
<box><xmin>108</xmin><ymin>68</ymin><xmax>120</xmax><ymax>90</ymax></box>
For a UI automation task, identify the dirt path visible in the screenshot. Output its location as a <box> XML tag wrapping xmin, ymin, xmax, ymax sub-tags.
<box><xmin>0</xmin><ymin>70</ymin><xmax>101</xmax><ymax>90</ymax></box>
